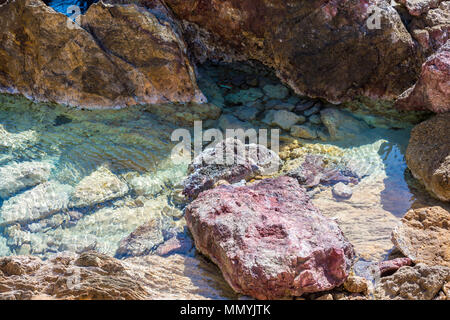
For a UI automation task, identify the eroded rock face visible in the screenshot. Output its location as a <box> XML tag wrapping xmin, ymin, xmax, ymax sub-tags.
<box><xmin>396</xmin><ymin>41</ymin><xmax>450</xmax><ymax>113</ymax></box>
<box><xmin>392</xmin><ymin>206</ymin><xmax>450</xmax><ymax>267</ymax></box>
<box><xmin>374</xmin><ymin>264</ymin><xmax>450</xmax><ymax>300</ymax></box>
<box><xmin>185</xmin><ymin>176</ymin><xmax>355</xmax><ymax>299</ymax></box>
<box><xmin>0</xmin><ymin>251</ymin><xmax>237</xmax><ymax>300</ymax></box>
<box><xmin>165</xmin><ymin>0</ymin><xmax>420</xmax><ymax>104</ymax></box>
<box><xmin>405</xmin><ymin>113</ymin><xmax>450</xmax><ymax>201</ymax></box>
<box><xmin>0</xmin><ymin>0</ymin><xmax>205</xmax><ymax>108</ymax></box>
<box><xmin>182</xmin><ymin>138</ymin><xmax>281</xmax><ymax>199</ymax></box>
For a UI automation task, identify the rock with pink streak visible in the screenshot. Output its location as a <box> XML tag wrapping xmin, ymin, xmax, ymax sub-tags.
<box><xmin>379</xmin><ymin>258</ymin><xmax>413</xmax><ymax>277</ymax></box>
<box><xmin>185</xmin><ymin>176</ymin><xmax>355</xmax><ymax>299</ymax></box>
<box><xmin>396</xmin><ymin>40</ymin><xmax>450</xmax><ymax>113</ymax></box>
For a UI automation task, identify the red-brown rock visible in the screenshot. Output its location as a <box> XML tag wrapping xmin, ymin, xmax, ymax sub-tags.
<box><xmin>379</xmin><ymin>257</ymin><xmax>413</xmax><ymax>276</ymax></box>
<box><xmin>185</xmin><ymin>176</ymin><xmax>355</xmax><ymax>299</ymax></box>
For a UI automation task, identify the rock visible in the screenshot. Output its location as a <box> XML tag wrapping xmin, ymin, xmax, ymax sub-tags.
<box><xmin>374</xmin><ymin>264</ymin><xmax>450</xmax><ymax>300</ymax></box>
<box><xmin>69</xmin><ymin>166</ymin><xmax>128</xmax><ymax>208</ymax></box>
<box><xmin>185</xmin><ymin>176</ymin><xmax>355</xmax><ymax>299</ymax></box>
<box><xmin>264</xmin><ymin>110</ymin><xmax>303</xmax><ymax>130</ymax></box>
<box><xmin>0</xmin><ymin>251</ymin><xmax>237</xmax><ymax>299</ymax></box>
<box><xmin>379</xmin><ymin>257</ymin><xmax>413</xmax><ymax>277</ymax></box>
<box><xmin>217</xmin><ymin>114</ymin><xmax>253</xmax><ymax>131</ymax></box>
<box><xmin>286</xmin><ymin>155</ymin><xmax>358</xmax><ymax>188</ymax></box>
<box><xmin>320</xmin><ymin>108</ymin><xmax>369</xmax><ymax>141</ymax></box>
<box><xmin>0</xmin><ymin>181</ymin><xmax>73</xmax><ymax>225</ymax></box>
<box><xmin>332</xmin><ymin>183</ymin><xmax>353</xmax><ymax>199</ymax></box>
<box><xmin>344</xmin><ymin>275</ymin><xmax>369</xmax><ymax>294</ymax></box>
<box><xmin>0</xmin><ymin>161</ymin><xmax>54</xmax><ymax>199</ymax></box>
<box><xmin>233</xmin><ymin>106</ymin><xmax>259</xmax><ymax>121</ymax></box>
<box><xmin>303</xmin><ymin>103</ymin><xmax>322</xmax><ymax>117</ymax></box>
<box><xmin>262</xmin><ymin>84</ymin><xmax>289</xmax><ymax>100</ymax></box>
<box><xmin>308</xmin><ymin>114</ymin><xmax>322</xmax><ymax>125</ymax></box>
<box><xmin>398</xmin><ymin>0</ymin><xmax>443</xmax><ymax>16</ymax></box>
<box><xmin>396</xmin><ymin>41</ymin><xmax>450</xmax><ymax>113</ymax></box>
<box><xmin>410</xmin><ymin>2</ymin><xmax>450</xmax><ymax>54</ymax></box>
<box><xmin>405</xmin><ymin>113</ymin><xmax>450</xmax><ymax>201</ymax></box>
<box><xmin>290</xmin><ymin>125</ymin><xmax>318</xmax><ymax>140</ymax></box>
<box><xmin>392</xmin><ymin>206</ymin><xmax>450</xmax><ymax>267</ymax></box>
<box><xmin>0</xmin><ymin>0</ymin><xmax>205</xmax><ymax>108</ymax></box>
<box><xmin>165</xmin><ymin>0</ymin><xmax>420</xmax><ymax>103</ymax></box>
<box><xmin>295</xmin><ymin>100</ymin><xmax>316</xmax><ymax>112</ymax></box>
<box><xmin>264</xmin><ymin>100</ymin><xmax>296</xmax><ymax>111</ymax></box>
<box><xmin>0</xmin><ymin>125</ymin><xmax>37</xmax><ymax>151</ymax></box>
<box><xmin>224</xmin><ymin>88</ymin><xmax>264</xmax><ymax>105</ymax></box>
<box><xmin>155</xmin><ymin>234</ymin><xmax>194</xmax><ymax>256</ymax></box>
<box><xmin>182</xmin><ymin>138</ymin><xmax>281</xmax><ymax>199</ymax></box>
<box><xmin>147</xmin><ymin>102</ymin><xmax>221</xmax><ymax>126</ymax></box>
<box><xmin>115</xmin><ymin>219</ymin><xmax>165</xmax><ymax>258</ymax></box>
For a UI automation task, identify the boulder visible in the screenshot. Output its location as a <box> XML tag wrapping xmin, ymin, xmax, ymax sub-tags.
<box><xmin>182</xmin><ymin>138</ymin><xmax>281</xmax><ymax>199</ymax></box>
<box><xmin>290</xmin><ymin>124</ymin><xmax>318</xmax><ymax>140</ymax></box>
<box><xmin>0</xmin><ymin>0</ymin><xmax>204</xmax><ymax>108</ymax></box>
<box><xmin>0</xmin><ymin>161</ymin><xmax>54</xmax><ymax>199</ymax></box>
<box><xmin>374</xmin><ymin>264</ymin><xmax>450</xmax><ymax>300</ymax></box>
<box><xmin>165</xmin><ymin>0</ymin><xmax>420</xmax><ymax>103</ymax></box>
<box><xmin>264</xmin><ymin>110</ymin><xmax>303</xmax><ymax>130</ymax></box>
<box><xmin>405</xmin><ymin>113</ymin><xmax>450</xmax><ymax>201</ymax></box>
<box><xmin>69</xmin><ymin>166</ymin><xmax>129</xmax><ymax>208</ymax></box>
<box><xmin>185</xmin><ymin>176</ymin><xmax>355</xmax><ymax>299</ymax></box>
<box><xmin>0</xmin><ymin>251</ymin><xmax>237</xmax><ymax>299</ymax></box>
<box><xmin>392</xmin><ymin>206</ymin><xmax>450</xmax><ymax>267</ymax></box>
<box><xmin>397</xmin><ymin>0</ymin><xmax>443</xmax><ymax>16</ymax></box>
<box><xmin>396</xmin><ymin>41</ymin><xmax>450</xmax><ymax>113</ymax></box>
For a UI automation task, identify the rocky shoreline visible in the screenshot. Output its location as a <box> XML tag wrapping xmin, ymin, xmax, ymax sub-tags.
<box><xmin>0</xmin><ymin>0</ymin><xmax>449</xmax><ymax>300</ymax></box>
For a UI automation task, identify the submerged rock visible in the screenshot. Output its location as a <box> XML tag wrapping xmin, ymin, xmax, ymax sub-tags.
<box><xmin>0</xmin><ymin>251</ymin><xmax>237</xmax><ymax>299</ymax></box>
<box><xmin>69</xmin><ymin>166</ymin><xmax>129</xmax><ymax>208</ymax></box>
<box><xmin>263</xmin><ymin>110</ymin><xmax>303</xmax><ymax>130</ymax></box>
<box><xmin>396</xmin><ymin>40</ymin><xmax>450</xmax><ymax>113</ymax></box>
<box><xmin>182</xmin><ymin>138</ymin><xmax>281</xmax><ymax>199</ymax></box>
<box><xmin>392</xmin><ymin>206</ymin><xmax>450</xmax><ymax>267</ymax></box>
<box><xmin>374</xmin><ymin>264</ymin><xmax>450</xmax><ymax>300</ymax></box>
<box><xmin>0</xmin><ymin>181</ymin><xmax>73</xmax><ymax>225</ymax></box>
<box><xmin>0</xmin><ymin>0</ymin><xmax>204</xmax><ymax>108</ymax></box>
<box><xmin>0</xmin><ymin>161</ymin><xmax>54</xmax><ymax>199</ymax></box>
<box><xmin>406</xmin><ymin>113</ymin><xmax>450</xmax><ymax>201</ymax></box>
<box><xmin>332</xmin><ymin>183</ymin><xmax>353</xmax><ymax>199</ymax></box>
<box><xmin>115</xmin><ymin>218</ymin><xmax>166</xmax><ymax>258</ymax></box>
<box><xmin>185</xmin><ymin>176</ymin><xmax>355</xmax><ymax>299</ymax></box>
<box><xmin>290</xmin><ymin>124</ymin><xmax>318</xmax><ymax>140</ymax></box>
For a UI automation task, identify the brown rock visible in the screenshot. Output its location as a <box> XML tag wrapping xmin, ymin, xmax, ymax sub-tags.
<box><xmin>165</xmin><ymin>0</ymin><xmax>420</xmax><ymax>104</ymax></box>
<box><xmin>379</xmin><ymin>257</ymin><xmax>413</xmax><ymax>276</ymax></box>
<box><xmin>374</xmin><ymin>263</ymin><xmax>450</xmax><ymax>300</ymax></box>
<box><xmin>0</xmin><ymin>0</ymin><xmax>205</xmax><ymax>108</ymax></box>
<box><xmin>392</xmin><ymin>206</ymin><xmax>450</xmax><ymax>267</ymax></box>
<box><xmin>0</xmin><ymin>251</ymin><xmax>236</xmax><ymax>300</ymax></box>
<box><xmin>405</xmin><ymin>113</ymin><xmax>450</xmax><ymax>201</ymax></box>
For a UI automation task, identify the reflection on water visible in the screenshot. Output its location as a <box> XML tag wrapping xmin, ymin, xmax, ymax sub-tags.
<box><xmin>44</xmin><ymin>0</ymin><xmax>98</xmax><ymax>14</ymax></box>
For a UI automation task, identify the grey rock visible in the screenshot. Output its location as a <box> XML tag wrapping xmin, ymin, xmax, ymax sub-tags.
<box><xmin>290</xmin><ymin>124</ymin><xmax>318</xmax><ymax>139</ymax></box>
<box><xmin>225</xmin><ymin>88</ymin><xmax>264</xmax><ymax>105</ymax></box>
<box><xmin>320</xmin><ymin>108</ymin><xmax>369</xmax><ymax>140</ymax></box>
<box><xmin>233</xmin><ymin>106</ymin><xmax>260</xmax><ymax>121</ymax></box>
<box><xmin>332</xmin><ymin>182</ymin><xmax>353</xmax><ymax>199</ymax></box>
<box><xmin>262</xmin><ymin>84</ymin><xmax>289</xmax><ymax>99</ymax></box>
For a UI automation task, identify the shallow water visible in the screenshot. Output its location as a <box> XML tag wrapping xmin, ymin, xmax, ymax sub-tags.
<box><xmin>43</xmin><ymin>0</ymin><xmax>98</xmax><ymax>14</ymax></box>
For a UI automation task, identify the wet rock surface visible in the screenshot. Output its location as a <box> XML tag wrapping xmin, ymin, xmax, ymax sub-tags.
<box><xmin>0</xmin><ymin>0</ymin><xmax>204</xmax><ymax>108</ymax></box>
<box><xmin>374</xmin><ymin>263</ymin><xmax>450</xmax><ymax>300</ymax></box>
<box><xmin>392</xmin><ymin>206</ymin><xmax>450</xmax><ymax>267</ymax></box>
<box><xmin>185</xmin><ymin>176</ymin><xmax>355</xmax><ymax>299</ymax></box>
<box><xmin>182</xmin><ymin>138</ymin><xmax>281</xmax><ymax>199</ymax></box>
<box><xmin>406</xmin><ymin>113</ymin><xmax>450</xmax><ymax>201</ymax></box>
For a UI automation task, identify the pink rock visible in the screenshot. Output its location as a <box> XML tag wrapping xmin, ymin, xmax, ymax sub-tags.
<box><xmin>379</xmin><ymin>257</ymin><xmax>413</xmax><ymax>277</ymax></box>
<box><xmin>185</xmin><ymin>176</ymin><xmax>355</xmax><ymax>299</ymax></box>
<box><xmin>396</xmin><ymin>41</ymin><xmax>450</xmax><ymax>113</ymax></box>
